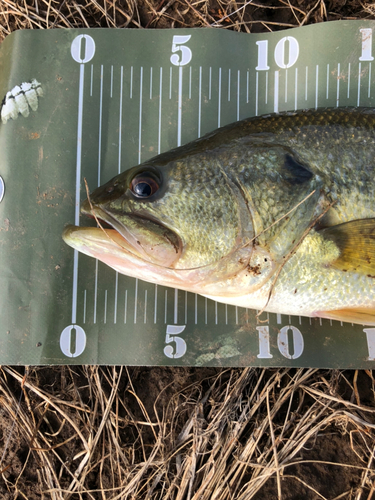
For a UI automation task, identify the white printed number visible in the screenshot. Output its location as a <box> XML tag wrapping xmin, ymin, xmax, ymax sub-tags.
<box><xmin>60</xmin><ymin>325</ymin><xmax>86</xmax><ymax>358</ymax></box>
<box><xmin>71</xmin><ymin>34</ymin><xmax>96</xmax><ymax>64</ymax></box>
<box><xmin>170</xmin><ymin>35</ymin><xmax>192</xmax><ymax>66</ymax></box>
<box><xmin>364</xmin><ymin>328</ymin><xmax>375</xmax><ymax>361</ymax></box>
<box><xmin>256</xmin><ymin>37</ymin><xmax>299</xmax><ymax>71</ymax></box>
<box><xmin>164</xmin><ymin>325</ymin><xmax>187</xmax><ymax>358</ymax></box>
<box><xmin>256</xmin><ymin>325</ymin><xmax>304</xmax><ymax>359</ymax></box>
<box><xmin>360</xmin><ymin>29</ymin><xmax>374</xmax><ymax>61</ymax></box>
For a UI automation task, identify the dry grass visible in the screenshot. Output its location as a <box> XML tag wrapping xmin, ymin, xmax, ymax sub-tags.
<box><xmin>0</xmin><ymin>366</ymin><xmax>375</xmax><ymax>499</ymax></box>
<box><xmin>0</xmin><ymin>1</ymin><xmax>375</xmax><ymax>498</ymax></box>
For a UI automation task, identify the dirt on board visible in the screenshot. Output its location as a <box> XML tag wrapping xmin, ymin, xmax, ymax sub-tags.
<box><xmin>1</xmin><ymin>1</ymin><xmax>375</xmax><ymax>499</ymax></box>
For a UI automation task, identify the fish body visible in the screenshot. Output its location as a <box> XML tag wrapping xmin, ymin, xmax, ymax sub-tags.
<box><xmin>63</xmin><ymin>109</ymin><xmax>375</xmax><ymax>325</ymax></box>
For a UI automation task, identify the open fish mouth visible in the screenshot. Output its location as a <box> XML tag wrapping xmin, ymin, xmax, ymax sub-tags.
<box><xmin>62</xmin><ymin>199</ymin><xmax>183</xmax><ymax>269</ymax></box>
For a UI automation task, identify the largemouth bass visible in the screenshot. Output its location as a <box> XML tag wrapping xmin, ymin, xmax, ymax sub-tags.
<box><xmin>63</xmin><ymin>109</ymin><xmax>375</xmax><ymax>325</ymax></box>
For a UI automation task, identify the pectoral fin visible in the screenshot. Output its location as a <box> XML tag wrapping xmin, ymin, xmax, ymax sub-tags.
<box><xmin>315</xmin><ymin>308</ymin><xmax>375</xmax><ymax>326</ymax></box>
<box><xmin>320</xmin><ymin>219</ymin><xmax>375</xmax><ymax>275</ymax></box>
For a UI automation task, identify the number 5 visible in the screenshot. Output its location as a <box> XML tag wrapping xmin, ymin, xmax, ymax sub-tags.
<box><xmin>164</xmin><ymin>325</ymin><xmax>187</xmax><ymax>358</ymax></box>
<box><xmin>170</xmin><ymin>35</ymin><xmax>192</xmax><ymax>66</ymax></box>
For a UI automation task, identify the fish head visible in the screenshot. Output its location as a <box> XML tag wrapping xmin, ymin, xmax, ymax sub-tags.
<box><xmin>63</xmin><ymin>156</ymin><xmax>261</xmax><ymax>294</ymax></box>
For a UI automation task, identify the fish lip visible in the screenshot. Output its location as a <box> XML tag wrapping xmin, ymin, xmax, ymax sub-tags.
<box><xmin>80</xmin><ymin>200</ymin><xmax>183</xmax><ymax>265</ymax></box>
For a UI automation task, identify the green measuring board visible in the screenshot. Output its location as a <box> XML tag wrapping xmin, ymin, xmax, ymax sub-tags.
<box><xmin>0</xmin><ymin>23</ymin><xmax>375</xmax><ymax>367</ymax></box>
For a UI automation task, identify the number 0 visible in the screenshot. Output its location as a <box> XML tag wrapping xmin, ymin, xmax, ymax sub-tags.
<box><xmin>60</xmin><ymin>325</ymin><xmax>86</xmax><ymax>358</ymax></box>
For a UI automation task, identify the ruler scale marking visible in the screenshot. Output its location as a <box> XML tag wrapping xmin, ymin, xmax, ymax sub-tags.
<box><xmin>150</xmin><ymin>67</ymin><xmax>153</xmax><ymax>99</ymax></box>
<box><xmin>285</xmin><ymin>69</ymin><xmax>288</xmax><ymax>103</ymax></box>
<box><xmin>94</xmin><ymin>259</ymin><xmax>98</xmax><ymax>324</ymax></box>
<box><xmin>130</xmin><ymin>66</ymin><xmax>133</xmax><ymax>98</ymax></box>
<box><xmin>237</xmin><ymin>70</ymin><xmax>240</xmax><ymax>121</ymax></box>
<box><xmin>218</xmin><ymin>67</ymin><xmax>222</xmax><ymax>127</ymax></box>
<box><xmin>154</xmin><ymin>285</ymin><xmax>158</xmax><ymax>324</ymax></box>
<box><xmin>158</xmin><ymin>67</ymin><xmax>162</xmax><ymax>155</ymax></box>
<box><xmin>198</xmin><ymin>66</ymin><xmax>202</xmax><ymax>138</ymax></box>
<box><xmin>83</xmin><ymin>290</ymin><xmax>87</xmax><ymax>324</ymax></box>
<box><xmin>90</xmin><ymin>64</ymin><xmax>93</xmax><ymax>96</ymax></box>
<box><xmin>178</xmin><ymin>66</ymin><xmax>183</xmax><ymax>146</ymax></box>
<box><xmin>138</xmin><ymin>67</ymin><xmax>143</xmax><ymax>164</ymax></box>
<box><xmin>228</xmin><ymin>68</ymin><xmax>231</xmax><ymax>102</ymax></box>
<box><xmin>71</xmin><ymin>63</ymin><xmax>85</xmax><ymax>325</ymax></box>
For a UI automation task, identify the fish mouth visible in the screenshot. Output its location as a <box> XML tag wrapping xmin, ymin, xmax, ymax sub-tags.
<box><xmin>63</xmin><ymin>199</ymin><xmax>183</xmax><ymax>269</ymax></box>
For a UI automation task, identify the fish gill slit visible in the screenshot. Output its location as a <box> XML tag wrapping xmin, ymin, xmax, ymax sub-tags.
<box><xmin>256</xmin><ymin>199</ymin><xmax>337</xmax><ymax>319</ymax></box>
<box><xmin>242</xmin><ymin>189</ymin><xmax>318</xmax><ymax>252</ymax></box>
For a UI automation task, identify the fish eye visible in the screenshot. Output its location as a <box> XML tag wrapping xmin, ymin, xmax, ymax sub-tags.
<box><xmin>130</xmin><ymin>171</ymin><xmax>160</xmax><ymax>199</ymax></box>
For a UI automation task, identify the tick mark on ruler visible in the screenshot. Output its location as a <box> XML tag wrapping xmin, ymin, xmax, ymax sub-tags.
<box><xmin>104</xmin><ymin>290</ymin><xmax>108</xmax><ymax>324</ymax></box>
<box><xmin>138</xmin><ymin>67</ymin><xmax>143</xmax><ymax>164</ymax></box>
<box><xmin>118</xmin><ymin>66</ymin><xmax>123</xmax><ymax>174</ymax></box>
<box><xmin>189</xmin><ymin>67</ymin><xmax>192</xmax><ymax>99</ymax></box>
<box><xmin>246</xmin><ymin>70</ymin><xmax>249</xmax><ymax>104</ymax></box>
<box><xmin>198</xmin><ymin>67</ymin><xmax>202</xmax><ymax>138</ymax></box>
<box><xmin>178</xmin><ymin>66</ymin><xmax>183</xmax><ymax>147</ymax></box>
<box><xmin>185</xmin><ymin>291</ymin><xmax>187</xmax><ymax>324</ymax></box>
<box><xmin>195</xmin><ymin>294</ymin><xmax>197</xmax><ymax>325</ymax></box>
<box><xmin>165</xmin><ymin>290</ymin><xmax>168</xmax><ymax>324</ymax></box>
<box><xmin>358</xmin><ymin>62</ymin><xmax>362</xmax><ymax>106</ymax></box>
<box><xmin>174</xmin><ymin>288</ymin><xmax>178</xmax><ymax>324</ymax></box>
<box><xmin>90</xmin><ymin>64</ymin><xmax>93</xmax><ymax>96</ymax></box>
<box><xmin>114</xmin><ymin>273</ymin><xmax>118</xmax><ymax>324</ymax></box>
<box><xmin>158</xmin><ymin>68</ymin><xmax>163</xmax><ymax>155</ymax></box>
<box><xmin>94</xmin><ymin>259</ymin><xmax>98</xmax><ymax>324</ymax></box>
<box><xmin>237</xmin><ymin>70</ymin><xmax>240</xmax><ymax>121</ymax></box>
<box><xmin>98</xmin><ymin>65</ymin><xmax>104</xmax><ymax>186</ymax></box>
<box><xmin>134</xmin><ymin>278</ymin><xmax>138</xmax><ymax>324</ymax></box>
<box><xmin>218</xmin><ymin>67</ymin><xmax>222</xmax><ymax>127</ymax></box>
<box><xmin>274</xmin><ymin>71</ymin><xmax>279</xmax><ymax>113</ymax></box>
<box><xmin>130</xmin><ymin>66</ymin><xmax>133</xmax><ymax>98</ymax></box>
<box><xmin>285</xmin><ymin>68</ymin><xmax>288</xmax><ymax>103</ymax></box>
<box><xmin>228</xmin><ymin>68</ymin><xmax>231</xmax><ymax>102</ymax></box>
<box><xmin>124</xmin><ymin>290</ymin><xmax>128</xmax><ymax>324</ymax></box>
<box><xmin>150</xmin><ymin>67</ymin><xmax>153</xmax><ymax>99</ymax></box>
<box><xmin>154</xmin><ymin>284</ymin><xmax>158</xmax><ymax>324</ymax></box>
<box><xmin>347</xmin><ymin>63</ymin><xmax>351</xmax><ymax>99</ymax></box>
<box><xmin>110</xmin><ymin>65</ymin><xmax>113</xmax><ymax>98</ymax></box>
<box><xmin>83</xmin><ymin>290</ymin><xmax>87</xmax><ymax>324</ymax></box>
<box><xmin>144</xmin><ymin>290</ymin><xmax>147</xmax><ymax>324</ymax></box>
<box><xmin>368</xmin><ymin>62</ymin><xmax>372</xmax><ymax>98</ymax></box>
<box><xmin>209</xmin><ymin>67</ymin><xmax>212</xmax><ymax>100</ymax></box>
